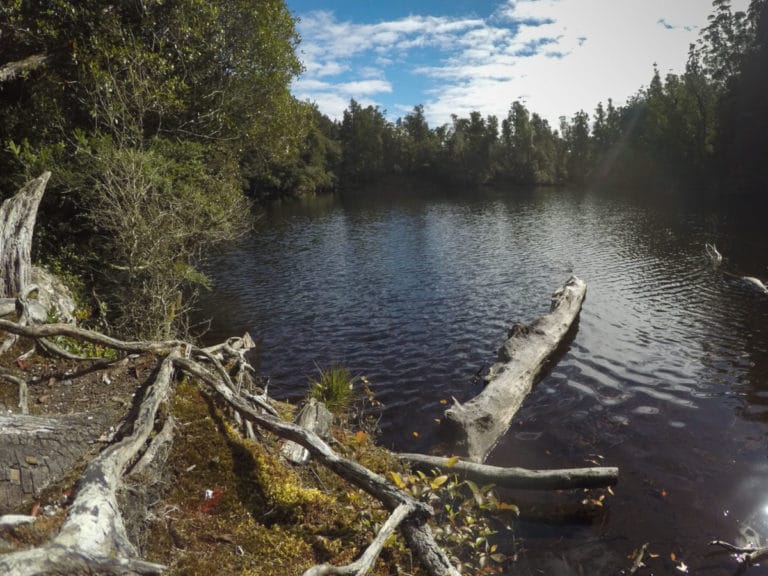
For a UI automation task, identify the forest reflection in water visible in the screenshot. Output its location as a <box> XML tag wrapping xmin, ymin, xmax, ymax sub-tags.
<box><xmin>197</xmin><ymin>186</ymin><xmax>768</xmax><ymax>575</ymax></box>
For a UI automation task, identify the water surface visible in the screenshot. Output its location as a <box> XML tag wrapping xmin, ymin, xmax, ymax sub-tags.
<box><xmin>197</xmin><ymin>187</ymin><xmax>768</xmax><ymax>575</ymax></box>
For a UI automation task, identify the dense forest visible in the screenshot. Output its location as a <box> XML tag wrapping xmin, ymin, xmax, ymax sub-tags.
<box><xmin>274</xmin><ymin>0</ymin><xmax>767</xmax><ymax>196</ymax></box>
<box><xmin>0</xmin><ymin>0</ymin><xmax>766</xmax><ymax>338</ymax></box>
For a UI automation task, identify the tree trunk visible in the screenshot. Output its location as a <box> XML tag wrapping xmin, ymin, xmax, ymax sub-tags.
<box><xmin>0</xmin><ymin>173</ymin><xmax>51</xmax><ymax>298</ymax></box>
<box><xmin>0</xmin><ymin>414</ymin><xmax>105</xmax><ymax>514</ymax></box>
<box><xmin>443</xmin><ymin>276</ymin><xmax>587</xmax><ymax>462</ymax></box>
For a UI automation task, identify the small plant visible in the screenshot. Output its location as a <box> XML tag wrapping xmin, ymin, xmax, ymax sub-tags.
<box><xmin>308</xmin><ymin>364</ymin><xmax>356</xmax><ymax>415</ymax></box>
<box><xmin>388</xmin><ymin>468</ymin><xmax>516</xmax><ymax>574</ymax></box>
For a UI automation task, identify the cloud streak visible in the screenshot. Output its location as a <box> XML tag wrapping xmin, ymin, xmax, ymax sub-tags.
<box><xmin>291</xmin><ymin>0</ymin><xmax>749</xmax><ymax>127</ymax></box>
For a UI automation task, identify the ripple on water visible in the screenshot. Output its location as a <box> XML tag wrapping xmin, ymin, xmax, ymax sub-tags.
<box><xmin>197</xmin><ymin>188</ymin><xmax>768</xmax><ymax>575</ymax></box>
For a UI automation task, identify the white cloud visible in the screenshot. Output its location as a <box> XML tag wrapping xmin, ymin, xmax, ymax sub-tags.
<box><xmin>292</xmin><ymin>0</ymin><xmax>750</xmax><ymax>127</ymax></box>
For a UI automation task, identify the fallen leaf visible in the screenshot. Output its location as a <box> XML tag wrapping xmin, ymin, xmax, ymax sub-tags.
<box><xmin>661</xmin><ymin>489</ymin><xmax>668</xmax><ymax>498</ymax></box>
<box><xmin>354</xmin><ymin>430</ymin><xmax>368</xmax><ymax>443</ymax></box>
<box><xmin>670</xmin><ymin>552</ymin><xmax>677</xmax><ymax>562</ymax></box>
<box><xmin>389</xmin><ymin>471</ymin><xmax>406</xmax><ymax>489</ymax></box>
<box><xmin>445</xmin><ymin>455</ymin><xmax>460</xmax><ymax>468</ymax></box>
<box><xmin>412</xmin><ymin>431</ymin><xmax>419</xmax><ymax>437</ymax></box>
<box><xmin>439</xmin><ymin>399</ymin><xmax>448</xmax><ymax>405</ymax></box>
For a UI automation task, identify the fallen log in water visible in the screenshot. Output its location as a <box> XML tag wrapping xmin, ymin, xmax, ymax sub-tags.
<box><xmin>397</xmin><ymin>453</ymin><xmax>617</xmax><ymax>490</ymax></box>
<box><xmin>443</xmin><ymin>276</ymin><xmax>587</xmax><ymax>462</ymax></box>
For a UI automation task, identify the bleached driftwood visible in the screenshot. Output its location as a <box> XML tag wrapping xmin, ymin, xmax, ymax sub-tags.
<box><xmin>282</xmin><ymin>398</ymin><xmax>334</xmax><ymax>465</ymax></box>
<box><xmin>0</xmin><ymin>320</ymin><xmax>462</xmax><ymax>576</ymax></box>
<box><xmin>742</xmin><ymin>276</ymin><xmax>768</xmax><ymax>295</ymax></box>
<box><xmin>0</xmin><ymin>55</ymin><xmax>49</xmax><ymax>83</ymax></box>
<box><xmin>0</xmin><ymin>173</ymin><xmax>50</xmax><ymax>298</ymax></box>
<box><xmin>302</xmin><ymin>503</ymin><xmax>414</xmax><ymax>576</ymax></box>
<box><xmin>0</xmin><ymin>354</ymin><xmax>176</xmax><ymax>575</ymax></box>
<box><xmin>710</xmin><ymin>539</ymin><xmax>768</xmax><ymax>568</ymax></box>
<box><xmin>397</xmin><ymin>453</ymin><xmax>618</xmax><ymax>490</ymax></box>
<box><xmin>705</xmin><ymin>243</ymin><xmax>723</xmax><ymax>267</ymax></box>
<box><xmin>443</xmin><ymin>276</ymin><xmax>587</xmax><ymax>462</ymax></box>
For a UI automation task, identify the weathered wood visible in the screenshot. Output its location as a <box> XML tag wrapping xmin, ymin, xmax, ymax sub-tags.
<box><xmin>742</xmin><ymin>276</ymin><xmax>768</xmax><ymax>295</ymax></box>
<box><xmin>705</xmin><ymin>242</ymin><xmax>723</xmax><ymax>267</ymax></box>
<box><xmin>443</xmin><ymin>276</ymin><xmax>587</xmax><ymax>462</ymax></box>
<box><xmin>0</xmin><ymin>55</ymin><xmax>49</xmax><ymax>83</ymax></box>
<box><xmin>0</xmin><ymin>414</ymin><xmax>105</xmax><ymax>514</ymax></box>
<box><xmin>398</xmin><ymin>453</ymin><xmax>618</xmax><ymax>490</ymax></box>
<box><xmin>173</xmin><ymin>356</ymin><xmax>461</xmax><ymax>576</ymax></box>
<box><xmin>282</xmin><ymin>398</ymin><xmax>334</xmax><ymax>465</ymax></box>
<box><xmin>0</xmin><ymin>354</ymin><xmax>176</xmax><ymax>575</ymax></box>
<box><xmin>0</xmin><ymin>173</ymin><xmax>50</xmax><ymax>298</ymax></box>
<box><xmin>303</xmin><ymin>503</ymin><xmax>414</xmax><ymax>576</ymax></box>
<box><xmin>0</xmin><ymin>320</ymin><xmax>461</xmax><ymax>576</ymax></box>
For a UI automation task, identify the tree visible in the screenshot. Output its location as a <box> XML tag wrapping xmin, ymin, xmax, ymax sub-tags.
<box><xmin>0</xmin><ymin>0</ymin><xmax>303</xmax><ymax>337</ymax></box>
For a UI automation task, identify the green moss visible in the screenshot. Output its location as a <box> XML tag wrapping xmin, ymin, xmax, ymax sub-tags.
<box><xmin>144</xmin><ymin>381</ymin><xmax>411</xmax><ymax>576</ymax></box>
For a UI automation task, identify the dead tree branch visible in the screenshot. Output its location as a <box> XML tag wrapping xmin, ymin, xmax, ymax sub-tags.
<box><xmin>398</xmin><ymin>453</ymin><xmax>618</xmax><ymax>490</ymax></box>
<box><xmin>709</xmin><ymin>540</ymin><xmax>768</xmax><ymax>567</ymax></box>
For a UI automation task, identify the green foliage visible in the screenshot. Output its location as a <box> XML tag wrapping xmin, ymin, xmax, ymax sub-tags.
<box><xmin>308</xmin><ymin>365</ymin><xmax>356</xmax><ymax>415</ymax></box>
<box><xmin>0</xmin><ymin>0</ymin><xmax>302</xmax><ymax>337</ymax></box>
<box><xmin>390</xmin><ymin>467</ymin><xmax>516</xmax><ymax>574</ymax></box>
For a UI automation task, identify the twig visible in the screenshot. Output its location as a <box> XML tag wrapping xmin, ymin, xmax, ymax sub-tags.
<box><xmin>710</xmin><ymin>540</ymin><xmax>768</xmax><ymax>565</ymax></box>
<box><xmin>629</xmin><ymin>542</ymin><xmax>649</xmax><ymax>575</ymax></box>
<box><xmin>303</xmin><ymin>503</ymin><xmax>414</xmax><ymax>576</ymax></box>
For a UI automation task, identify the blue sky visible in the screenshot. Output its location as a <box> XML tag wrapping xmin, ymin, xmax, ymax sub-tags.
<box><xmin>286</xmin><ymin>0</ymin><xmax>749</xmax><ymax>128</ymax></box>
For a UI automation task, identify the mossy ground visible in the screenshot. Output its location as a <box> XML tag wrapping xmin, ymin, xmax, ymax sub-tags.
<box><xmin>144</xmin><ymin>380</ymin><xmax>419</xmax><ymax>576</ymax></box>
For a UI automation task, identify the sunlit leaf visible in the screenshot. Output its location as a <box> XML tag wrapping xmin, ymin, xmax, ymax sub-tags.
<box><xmin>498</xmin><ymin>502</ymin><xmax>520</xmax><ymax>515</ymax></box>
<box><xmin>430</xmin><ymin>475</ymin><xmax>449</xmax><ymax>490</ymax></box>
<box><xmin>389</xmin><ymin>471</ymin><xmax>406</xmax><ymax>490</ymax></box>
<box><xmin>354</xmin><ymin>430</ymin><xmax>368</xmax><ymax>443</ymax></box>
<box><xmin>445</xmin><ymin>455</ymin><xmax>460</xmax><ymax>468</ymax></box>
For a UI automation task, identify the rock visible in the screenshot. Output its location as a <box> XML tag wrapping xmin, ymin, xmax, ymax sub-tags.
<box><xmin>29</xmin><ymin>267</ymin><xmax>77</xmax><ymax>323</ymax></box>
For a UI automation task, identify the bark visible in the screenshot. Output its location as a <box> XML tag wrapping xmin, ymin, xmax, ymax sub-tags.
<box><xmin>173</xmin><ymin>356</ymin><xmax>461</xmax><ymax>576</ymax></box>
<box><xmin>398</xmin><ymin>453</ymin><xmax>618</xmax><ymax>490</ymax></box>
<box><xmin>302</xmin><ymin>503</ymin><xmax>414</xmax><ymax>576</ymax></box>
<box><xmin>710</xmin><ymin>539</ymin><xmax>768</xmax><ymax>567</ymax></box>
<box><xmin>0</xmin><ymin>55</ymin><xmax>49</xmax><ymax>83</ymax></box>
<box><xmin>443</xmin><ymin>276</ymin><xmax>587</xmax><ymax>462</ymax></box>
<box><xmin>0</xmin><ymin>414</ymin><xmax>105</xmax><ymax>514</ymax></box>
<box><xmin>0</xmin><ymin>173</ymin><xmax>50</xmax><ymax>298</ymax></box>
<box><xmin>282</xmin><ymin>398</ymin><xmax>334</xmax><ymax>465</ymax></box>
<box><xmin>0</xmin><ymin>354</ymin><xmax>176</xmax><ymax>575</ymax></box>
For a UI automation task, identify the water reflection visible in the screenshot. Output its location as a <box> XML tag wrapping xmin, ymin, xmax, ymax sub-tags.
<box><xmin>197</xmin><ymin>187</ymin><xmax>768</xmax><ymax>574</ymax></box>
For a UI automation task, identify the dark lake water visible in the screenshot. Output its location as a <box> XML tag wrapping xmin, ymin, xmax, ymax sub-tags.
<box><xmin>196</xmin><ymin>186</ymin><xmax>768</xmax><ymax>575</ymax></box>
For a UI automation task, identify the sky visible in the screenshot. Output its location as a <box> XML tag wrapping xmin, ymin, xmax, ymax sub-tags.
<box><xmin>286</xmin><ymin>0</ymin><xmax>749</xmax><ymax>128</ymax></box>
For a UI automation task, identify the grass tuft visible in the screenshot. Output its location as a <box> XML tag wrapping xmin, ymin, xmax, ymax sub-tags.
<box><xmin>308</xmin><ymin>365</ymin><xmax>355</xmax><ymax>415</ymax></box>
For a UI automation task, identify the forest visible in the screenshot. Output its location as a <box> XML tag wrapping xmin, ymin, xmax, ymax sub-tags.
<box><xmin>0</xmin><ymin>0</ymin><xmax>766</xmax><ymax>338</ymax></box>
<box><xmin>1</xmin><ymin>2</ymin><xmax>768</xmax><ymax>575</ymax></box>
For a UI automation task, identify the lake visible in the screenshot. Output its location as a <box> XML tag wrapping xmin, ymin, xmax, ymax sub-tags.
<box><xmin>196</xmin><ymin>185</ymin><xmax>768</xmax><ymax>575</ymax></box>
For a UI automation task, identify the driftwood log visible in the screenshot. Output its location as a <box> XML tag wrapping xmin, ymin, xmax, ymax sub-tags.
<box><xmin>282</xmin><ymin>397</ymin><xmax>334</xmax><ymax>465</ymax></box>
<box><xmin>398</xmin><ymin>453</ymin><xmax>618</xmax><ymax>490</ymax></box>
<box><xmin>443</xmin><ymin>276</ymin><xmax>587</xmax><ymax>462</ymax></box>
<box><xmin>0</xmin><ymin>319</ymin><xmax>461</xmax><ymax>576</ymax></box>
